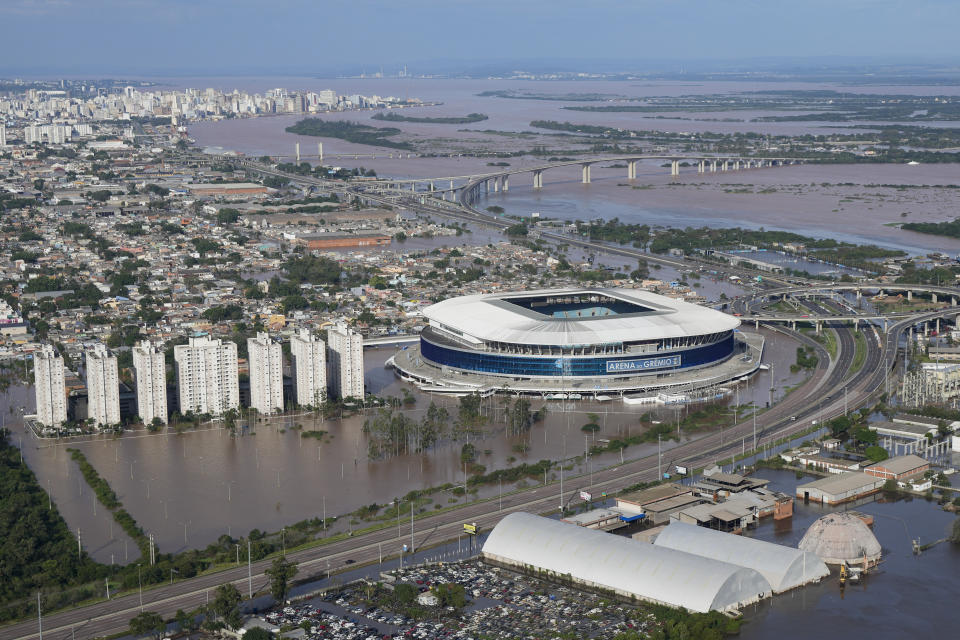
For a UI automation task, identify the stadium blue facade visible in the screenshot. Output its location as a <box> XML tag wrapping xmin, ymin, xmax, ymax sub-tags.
<box><xmin>420</xmin><ymin>331</ymin><xmax>735</xmax><ymax>378</ymax></box>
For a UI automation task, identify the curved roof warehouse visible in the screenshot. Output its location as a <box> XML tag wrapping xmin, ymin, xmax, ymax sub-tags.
<box><xmin>653</xmin><ymin>520</ymin><xmax>829</xmax><ymax>593</ymax></box>
<box><xmin>482</xmin><ymin>513</ymin><xmax>771</xmax><ymax>613</ymax></box>
<box><xmin>418</xmin><ymin>288</ymin><xmax>740</xmax><ymax>380</ymax></box>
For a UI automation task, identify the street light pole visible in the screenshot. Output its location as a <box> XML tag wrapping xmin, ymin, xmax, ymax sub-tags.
<box><xmin>657</xmin><ymin>434</ymin><xmax>661</xmax><ymax>480</ymax></box>
<box><xmin>137</xmin><ymin>565</ymin><xmax>143</xmax><ymax>612</ymax></box>
<box><xmin>247</xmin><ymin>539</ymin><xmax>252</xmax><ymax>598</ymax></box>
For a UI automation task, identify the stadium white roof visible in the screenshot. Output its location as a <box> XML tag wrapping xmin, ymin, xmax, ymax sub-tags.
<box><xmin>482</xmin><ymin>513</ymin><xmax>770</xmax><ymax>613</ymax></box>
<box><xmin>423</xmin><ymin>288</ymin><xmax>739</xmax><ymax>346</ymax></box>
<box><xmin>653</xmin><ymin>521</ymin><xmax>829</xmax><ymax>593</ymax></box>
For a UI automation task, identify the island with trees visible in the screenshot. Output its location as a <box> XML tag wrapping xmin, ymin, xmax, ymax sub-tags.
<box><xmin>372</xmin><ymin>112</ymin><xmax>488</xmax><ymax>124</ymax></box>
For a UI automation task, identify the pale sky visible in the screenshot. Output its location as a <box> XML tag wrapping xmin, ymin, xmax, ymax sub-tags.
<box><xmin>1</xmin><ymin>0</ymin><xmax>957</xmax><ymax>75</ymax></box>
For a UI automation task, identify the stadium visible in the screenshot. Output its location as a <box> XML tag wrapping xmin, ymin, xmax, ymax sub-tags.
<box><xmin>390</xmin><ymin>287</ymin><xmax>761</xmax><ymax>396</ymax></box>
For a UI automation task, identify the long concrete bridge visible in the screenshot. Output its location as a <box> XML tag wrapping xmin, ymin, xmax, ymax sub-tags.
<box><xmin>194</xmin><ymin>150</ymin><xmax>804</xmax><ymax>203</ymax></box>
<box><xmin>366</xmin><ymin>154</ymin><xmax>805</xmax><ymax>203</ymax></box>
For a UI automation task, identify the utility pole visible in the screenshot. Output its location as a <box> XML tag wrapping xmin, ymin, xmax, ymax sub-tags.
<box><xmin>657</xmin><ymin>434</ymin><xmax>661</xmax><ymax>480</ymax></box>
<box><xmin>410</xmin><ymin>503</ymin><xmax>415</xmax><ymax>556</ymax></box>
<box><xmin>37</xmin><ymin>592</ymin><xmax>42</xmax><ymax>640</ymax></box>
<box><xmin>247</xmin><ymin>539</ymin><xmax>252</xmax><ymax>598</ymax></box>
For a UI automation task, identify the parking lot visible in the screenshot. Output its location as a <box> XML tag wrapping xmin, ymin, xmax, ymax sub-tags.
<box><xmin>261</xmin><ymin>559</ymin><xmax>651</xmax><ymax>639</ymax></box>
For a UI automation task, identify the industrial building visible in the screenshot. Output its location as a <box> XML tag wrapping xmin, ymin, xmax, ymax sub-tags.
<box><xmin>652</xmin><ymin>521</ymin><xmax>829</xmax><ymax>593</ymax></box>
<box><xmin>796</xmin><ymin>472</ymin><xmax>885</xmax><ymax>505</ymax></box>
<box><xmin>482</xmin><ymin>512</ymin><xmax>772</xmax><ymax>613</ymax></box>
<box><xmin>863</xmin><ymin>454</ymin><xmax>929</xmax><ymax>481</ymax></box>
<box><xmin>298</xmin><ymin>232</ymin><xmax>392</xmax><ymax>249</ymax></box>
<box><xmin>615</xmin><ymin>484</ymin><xmax>703</xmax><ymax>525</ymax></box>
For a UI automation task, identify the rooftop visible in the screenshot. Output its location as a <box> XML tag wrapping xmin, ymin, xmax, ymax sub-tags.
<box><xmin>422</xmin><ymin>287</ymin><xmax>739</xmax><ymax>347</ymax></box>
<box><xmin>866</xmin><ymin>454</ymin><xmax>928</xmax><ymax>475</ymax></box>
<box><xmin>797</xmin><ymin>472</ymin><xmax>884</xmax><ymax>494</ymax></box>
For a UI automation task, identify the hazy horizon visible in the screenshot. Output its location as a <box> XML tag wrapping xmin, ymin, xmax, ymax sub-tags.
<box><xmin>2</xmin><ymin>0</ymin><xmax>959</xmax><ymax>76</ymax></box>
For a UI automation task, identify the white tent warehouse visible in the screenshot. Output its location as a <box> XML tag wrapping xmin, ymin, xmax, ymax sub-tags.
<box><xmin>652</xmin><ymin>521</ymin><xmax>829</xmax><ymax>593</ymax></box>
<box><xmin>482</xmin><ymin>513</ymin><xmax>771</xmax><ymax>613</ymax></box>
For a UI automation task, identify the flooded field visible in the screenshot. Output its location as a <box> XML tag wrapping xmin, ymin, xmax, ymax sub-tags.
<box><xmin>11</xmin><ymin>327</ymin><xmax>805</xmax><ymax>561</ymax></box>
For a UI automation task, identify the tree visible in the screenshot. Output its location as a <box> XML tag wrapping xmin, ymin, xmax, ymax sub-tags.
<box><xmin>129</xmin><ymin>611</ymin><xmax>165</xmax><ymax>638</ymax></box>
<box><xmin>174</xmin><ymin>608</ymin><xmax>195</xmax><ymax>632</ymax></box>
<box><xmin>865</xmin><ymin>446</ymin><xmax>889</xmax><ymax>463</ymax></box>
<box><xmin>210</xmin><ymin>582</ymin><xmax>242</xmax><ymax>630</ymax></box>
<box><xmin>243</xmin><ymin>629</ymin><xmax>273</xmax><ymax>640</ymax></box>
<box><xmin>435</xmin><ymin>583</ymin><xmax>467</xmax><ymax>608</ymax></box>
<box><xmin>265</xmin><ymin>555</ymin><xmax>298</xmax><ymax>602</ymax></box>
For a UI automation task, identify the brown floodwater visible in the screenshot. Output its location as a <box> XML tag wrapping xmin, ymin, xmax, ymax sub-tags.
<box><xmin>187</xmin><ymin>78</ymin><xmax>960</xmax><ymax>255</ymax></box>
<box><xmin>13</xmin><ymin>328</ymin><xmax>803</xmax><ymax>560</ymax></box>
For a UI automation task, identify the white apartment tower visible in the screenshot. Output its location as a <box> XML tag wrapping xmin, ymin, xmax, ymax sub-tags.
<box><xmin>247</xmin><ymin>332</ymin><xmax>284</xmax><ymax>414</ymax></box>
<box><xmin>290</xmin><ymin>329</ymin><xmax>326</xmax><ymax>407</ymax></box>
<box><xmin>85</xmin><ymin>344</ymin><xmax>120</xmax><ymax>428</ymax></box>
<box><xmin>133</xmin><ymin>340</ymin><xmax>167</xmax><ymax>425</ymax></box>
<box><xmin>34</xmin><ymin>344</ymin><xmax>66</xmax><ymax>428</ymax></box>
<box><xmin>327</xmin><ymin>323</ymin><xmax>364</xmax><ymax>400</ymax></box>
<box><xmin>174</xmin><ymin>336</ymin><xmax>239</xmax><ymax>416</ymax></box>
<box><xmin>0</xmin><ymin>125</ymin><xmax>6</xmax><ymax>146</ymax></box>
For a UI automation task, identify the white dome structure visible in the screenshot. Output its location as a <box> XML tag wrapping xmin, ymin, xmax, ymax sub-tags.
<box><xmin>798</xmin><ymin>512</ymin><xmax>882</xmax><ymax>565</ymax></box>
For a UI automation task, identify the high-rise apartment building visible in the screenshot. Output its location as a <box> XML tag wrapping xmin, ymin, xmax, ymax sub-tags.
<box><xmin>327</xmin><ymin>323</ymin><xmax>364</xmax><ymax>399</ymax></box>
<box><xmin>247</xmin><ymin>332</ymin><xmax>284</xmax><ymax>414</ymax></box>
<box><xmin>290</xmin><ymin>329</ymin><xmax>326</xmax><ymax>407</ymax></box>
<box><xmin>34</xmin><ymin>344</ymin><xmax>66</xmax><ymax>428</ymax></box>
<box><xmin>85</xmin><ymin>344</ymin><xmax>120</xmax><ymax>428</ymax></box>
<box><xmin>133</xmin><ymin>340</ymin><xmax>167</xmax><ymax>425</ymax></box>
<box><xmin>174</xmin><ymin>336</ymin><xmax>239</xmax><ymax>416</ymax></box>
<box><xmin>0</xmin><ymin>125</ymin><xmax>6</xmax><ymax>146</ymax></box>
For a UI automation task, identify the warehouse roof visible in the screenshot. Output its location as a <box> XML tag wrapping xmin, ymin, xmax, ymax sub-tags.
<box><xmin>423</xmin><ymin>288</ymin><xmax>739</xmax><ymax>346</ymax></box>
<box><xmin>653</xmin><ymin>521</ymin><xmax>829</xmax><ymax>593</ymax></box>
<box><xmin>798</xmin><ymin>472</ymin><xmax>884</xmax><ymax>495</ymax></box>
<box><xmin>482</xmin><ymin>512</ymin><xmax>770</xmax><ymax>613</ymax></box>
<box><xmin>866</xmin><ymin>454</ymin><xmax>928</xmax><ymax>475</ymax></box>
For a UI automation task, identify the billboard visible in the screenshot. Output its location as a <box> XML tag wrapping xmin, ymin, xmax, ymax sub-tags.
<box><xmin>463</xmin><ymin>523</ymin><xmax>478</xmax><ymax>535</ymax></box>
<box><xmin>675</xmin><ymin>465</ymin><xmax>688</xmax><ymax>475</ymax></box>
<box><xmin>606</xmin><ymin>355</ymin><xmax>681</xmax><ymax>374</ymax></box>
<box><xmin>580</xmin><ymin>491</ymin><xmax>592</xmax><ymax>502</ymax></box>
